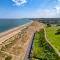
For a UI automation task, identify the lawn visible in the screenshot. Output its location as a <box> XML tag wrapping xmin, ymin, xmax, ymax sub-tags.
<box><xmin>31</xmin><ymin>29</ymin><xmax>60</xmax><ymax>60</ymax></box>
<box><xmin>45</xmin><ymin>25</ymin><xmax>60</xmax><ymax>51</ymax></box>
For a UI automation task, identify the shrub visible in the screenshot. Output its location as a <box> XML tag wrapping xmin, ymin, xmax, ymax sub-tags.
<box><xmin>56</xmin><ymin>24</ymin><xmax>60</xmax><ymax>26</ymax></box>
<box><xmin>55</xmin><ymin>29</ymin><xmax>60</xmax><ymax>35</ymax></box>
<box><xmin>47</xmin><ymin>23</ymin><xmax>51</xmax><ymax>27</ymax></box>
<box><xmin>5</xmin><ymin>56</ymin><xmax>12</xmax><ymax>60</ymax></box>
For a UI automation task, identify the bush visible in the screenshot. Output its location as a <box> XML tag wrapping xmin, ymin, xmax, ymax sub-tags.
<box><xmin>56</xmin><ymin>24</ymin><xmax>60</xmax><ymax>26</ymax></box>
<box><xmin>47</xmin><ymin>23</ymin><xmax>51</xmax><ymax>27</ymax></box>
<box><xmin>5</xmin><ymin>56</ymin><xmax>12</xmax><ymax>60</ymax></box>
<box><xmin>55</xmin><ymin>29</ymin><xmax>60</xmax><ymax>35</ymax></box>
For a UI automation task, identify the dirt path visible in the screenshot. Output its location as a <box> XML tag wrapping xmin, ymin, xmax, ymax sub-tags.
<box><xmin>44</xmin><ymin>27</ymin><xmax>60</xmax><ymax>57</ymax></box>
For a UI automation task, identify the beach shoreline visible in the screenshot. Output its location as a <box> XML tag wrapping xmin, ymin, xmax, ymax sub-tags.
<box><xmin>0</xmin><ymin>21</ymin><xmax>33</xmax><ymax>37</ymax></box>
<box><xmin>0</xmin><ymin>21</ymin><xmax>44</xmax><ymax>60</ymax></box>
<box><xmin>0</xmin><ymin>21</ymin><xmax>33</xmax><ymax>44</ymax></box>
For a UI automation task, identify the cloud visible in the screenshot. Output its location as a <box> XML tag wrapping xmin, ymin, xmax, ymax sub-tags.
<box><xmin>54</xmin><ymin>0</ymin><xmax>60</xmax><ymax>14</ymax></box>
<box><xmin>20</xmin><ymin>9</ymin><xmax>57</xmax><ymax>18</ymax></box>
<box><xmin>58</xmin><ymin>0</ymin><xmax>60</xmax><ymax>1</ymax></box>
<box><xmin>12</xmin><ymin>0</ymin><xmax>27</xmax><ymax>6</ymax></box>
<box><xmin>55</xmin><ymin>6</ymin><xmax>60</xmax><ymax>13</ymax></box>
<box><xmin>33</xmin><ymin>9</ymin><xmax>57</xmax><ymax>18</ymax></box>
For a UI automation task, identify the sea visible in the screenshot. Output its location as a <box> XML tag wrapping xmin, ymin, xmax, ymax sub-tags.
<box><xmin>0</xmin><ymin>19</ymin><xmax>31</xmax><ymax>32</ymax></box>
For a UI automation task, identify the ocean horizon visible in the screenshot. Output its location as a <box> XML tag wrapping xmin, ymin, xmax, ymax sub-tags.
<box><xmin>0</xmin><ymin>19</ymin><xmax>31</xmax><ymax>33</ymax></box>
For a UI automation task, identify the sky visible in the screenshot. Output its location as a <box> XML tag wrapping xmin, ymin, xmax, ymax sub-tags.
<box><xmin>0</xmin><ymin>0</ymin><xmax>60</xmax><ymax>18</ymax></box>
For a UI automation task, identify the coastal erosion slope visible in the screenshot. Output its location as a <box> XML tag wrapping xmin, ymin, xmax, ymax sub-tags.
<box><xmin>0</xmin><ymin>21</ymin><xmax>43</xmax><ymax>60</ymax></box>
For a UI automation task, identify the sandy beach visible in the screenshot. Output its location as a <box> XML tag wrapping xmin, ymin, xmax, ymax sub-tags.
<box><xmin>0</xmin><ymin>21</ymin><xmax>44</xmax><ymax>60</ymax></box>
<box><xmin>0</xmin><ymin>21</ymin><xmax>33</xmax><ymax>44</ymax></box>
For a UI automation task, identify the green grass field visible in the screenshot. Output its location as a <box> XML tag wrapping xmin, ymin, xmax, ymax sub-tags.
<box><xmin>31</xmin><ymin>29</ymin><xmax>60</xmax><ymax>60</ymax></box>
<box><xmin>45</xmin><ymin>25</ymin><xmax>60</xmax><ymax>51</ymax></box>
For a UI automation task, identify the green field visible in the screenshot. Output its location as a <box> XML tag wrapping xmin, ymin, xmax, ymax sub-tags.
<box><xmin>31</xmin><ymin>29</ymin><xmax>60</xmax><ymax>60</ymax></box>
<box><xmin>45</xmin><ymin>25</ymin><xmax>60</xmax><ymax>51</ymax></box>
